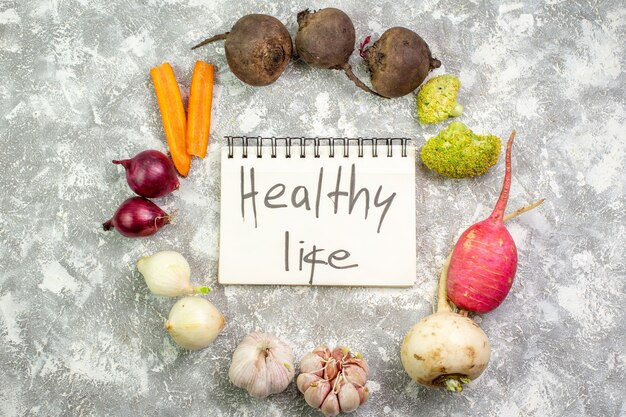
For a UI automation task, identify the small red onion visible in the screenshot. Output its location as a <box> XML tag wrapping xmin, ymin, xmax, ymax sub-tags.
<box><xmin>103</xmin><ymin>197</ymin><xmax>171</xmax><ymax>238</ymax></box>
<box><xmin>113</xmin><ymin>150</ymin><xmax>180</xmax><ymax>198</ymax></box>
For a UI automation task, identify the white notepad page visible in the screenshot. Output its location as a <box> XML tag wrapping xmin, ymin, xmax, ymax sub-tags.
<box><xmin>219</xmin><ymin>141</ymin><xmax>416</xmax><ymax>286</ymax></box>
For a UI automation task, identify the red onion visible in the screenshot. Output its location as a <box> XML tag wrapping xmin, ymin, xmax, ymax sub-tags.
<box><xmin>103</xmin><ymin>197</ymin><xmax>171</xmax><ymax>238</ymax></box>
<box><xmin>113</xmin><ymin>150</ymin><xmax>180</xmax><ymax>198</ymax></box>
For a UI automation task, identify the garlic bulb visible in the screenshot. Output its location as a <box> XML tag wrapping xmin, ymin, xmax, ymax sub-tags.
<box><xmin>229</xmin><ymin>332</ymin><xmax>295</xmax><ymax>398</ymax></box>
<box><xmin>137</xmin><ymin>250</ymin><xmax>209</xmax><ymax>297</ymax></box>
<box><xmin>165</xmin><ymin>296</ymin><xmax>225</xmax><ymax>350</ymax></box>
<box><xmin>297</xmin><ymin>346</ymin><xmax>369</xmax><ymax>417</ymax></box>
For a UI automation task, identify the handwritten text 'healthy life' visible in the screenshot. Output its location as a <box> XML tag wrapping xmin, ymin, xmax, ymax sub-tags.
<box><xmin>239</xmin><ymin>163</ymin><xmax>397</xmax><ymax>283</ymax></box>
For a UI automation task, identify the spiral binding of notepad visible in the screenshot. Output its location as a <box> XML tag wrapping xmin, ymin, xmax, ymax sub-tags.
<box><xmin>226</xmin><ymin>137</ymin><xmax>410</xmax><ymax>158</ymax></box>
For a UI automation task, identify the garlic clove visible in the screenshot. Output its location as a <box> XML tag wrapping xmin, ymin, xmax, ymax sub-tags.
<box><xmin>320</xmin><ymin>391</ymin><xmax>340</xmax><ymax>417</ymax></box>
<box><xmin>297</xmin><ymin>372</ymin><xmax>321</xmax><ymax>393</ymax></box>
<box><xmin>229</xmin><ymin>333</ymin><xmax>295</xmax><ymax>398</ymax></box>
<box><xmin>344</xmin><ymin>356</ymin><xmax>369</xmax><ymax>377</ymax></box>
<box><xmin>304</xmin><ymin>380</ymin><xmax>331</xmax><ymax>408</ymax></box>
<box><xmin>229</xmin><ymin>347</ymin><xmax>259</xmax><ymax>391</ymax></box>
<box><xmin>297</xmin><ymin>373</ymin><xmax>319</xmax><ymax>394</ymax></box>
<box><xmin>299</xmin><ymin>352</ymin><xmax>325</xmax><ymax>376</ymax></box>
<box><xmin>332</xmin><ymin>346</ymin><xmax>347</xmax><ymax>362</ymax></box>
<box><xmin>342</xmin><ymin>364</ymin><xmax>367</xmax><ymax>386</ymax></box>
<box><xmin>313</xmin><ymin>345</ymin><xmax>331</xmax><ymax>359</ymax></box>
<box><xmin>356</xmin><ymin>385</ymin><xmax>369</xmax><ymax>405</ymax></box>
<box><xmin>324</xmin><ymin>357</ymin><xmax>339</xmax><ymax>381</ymax></box>
<box><xmin>247</xmin><ymin>355</ymin><xmax>270</xmax><ymax>398</ymax></box>
<box><xmin>337</xmin><ymin>381</ymin><xmax>360</xmax><ymax>413</ymax></box>
<box><xmin>165</xmin><ymin>297</ymin><xmax>225</xmax><ymax>350</ymax></box>
<box><xmin>266</xmin><ymin>352</ymin><xmax>294</xmax><ymax>395</ymax></box>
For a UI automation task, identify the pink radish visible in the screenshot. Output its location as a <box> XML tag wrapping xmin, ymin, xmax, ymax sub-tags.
<box><xmin>447</xmin><ymin>130</ymin><xmax>521</xmax><ymax>313</ymax></box>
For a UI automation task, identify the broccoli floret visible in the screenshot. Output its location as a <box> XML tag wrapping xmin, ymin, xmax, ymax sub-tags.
<box><xmin>420</xmin><ymin>121</ymin><xmax>501</xmax><ymax>178</ymax></box>
<box><xmin>416</xmin><ymin>75</ymin><xmax>463</xmax><ymax>124</ymax></box>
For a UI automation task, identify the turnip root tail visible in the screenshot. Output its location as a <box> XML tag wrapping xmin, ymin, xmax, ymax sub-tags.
<box><xmin>436</xmin><ymin>254</ymin><xmax>453</xmax><ymax>313</ymax></box>
<box><xmin>341</xmin><ymin>63</ymin><xmax>385</xmax><ymax>98</ymax></box>
<box><xmin>489</xmin><ymin>130</ymin><xmax>515</xmax><ymax>224</ymax></box>
<box><xmin>191</xmin><ymin>33</ymin><xmax>229</xmax><ymax>50</ymax></box>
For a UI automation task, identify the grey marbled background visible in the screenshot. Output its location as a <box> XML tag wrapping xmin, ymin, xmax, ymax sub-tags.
<box><xmin>0</xmin><ymin>0</ymin><xmax>624</xmax><ymax>416</ymax></box>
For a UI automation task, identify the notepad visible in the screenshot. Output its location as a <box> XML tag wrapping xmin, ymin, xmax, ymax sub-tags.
<box><xmin>218</xmin><ymin>138</ymin><xmax>416</xmax><ymax>286</ymax></box>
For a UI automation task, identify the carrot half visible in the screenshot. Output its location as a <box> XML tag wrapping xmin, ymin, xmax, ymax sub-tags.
<box><xmin>150</xmin><ymin>63</ymin><xmax>191</xmax><ymax>177</ymax></box>
<box><xmin>186</xmin><ymin>61</ymin><xmax>215</xmax><ymax>158</ymax></box>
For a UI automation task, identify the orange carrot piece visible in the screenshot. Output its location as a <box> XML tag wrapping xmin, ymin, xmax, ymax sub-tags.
<box><xmin>186</xmin><ymin>61</ymin><xmax>215</xmax><ymax>158</ymax></box>
<box><xmin>150</xmin><ymin>63</ymin><xmax>191</xmax><ymax>177</ymax></box>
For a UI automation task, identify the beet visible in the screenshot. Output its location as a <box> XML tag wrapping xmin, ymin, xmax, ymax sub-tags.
<box><xmin>192</xmin><ymin>14</ymin><xmax>292</xmax><ymax>86</ymax></box>
<box><xmin>363</xmin><ymin>27</ymin><xmax>441</xmax><ymax>98</ymax></box>
<box><xmin>295</xmin><ymin>8</ymin><xmax>381</xmax><ymax>97</ymax></box>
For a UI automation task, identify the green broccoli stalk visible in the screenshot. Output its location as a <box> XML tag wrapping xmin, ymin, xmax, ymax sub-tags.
<box><xmin>420</xmin><ymin>122</ymin><xmax>501</xmax><ymax>178</ymax></box>
<box><xmin>416</xmin><ymin>75</ymin><xmax>463</xmax><ymax>124</ymax></box>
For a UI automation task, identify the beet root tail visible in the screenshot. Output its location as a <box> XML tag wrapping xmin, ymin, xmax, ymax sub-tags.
<box><xmin>341</xmin><ymin>64</ymin><xmax>386</xmax><ymax>98</ymax></box>
<box><xmin>191</xmin><ymin>32</ymin><xmax>229</xmax><ymax>50</ymax></box>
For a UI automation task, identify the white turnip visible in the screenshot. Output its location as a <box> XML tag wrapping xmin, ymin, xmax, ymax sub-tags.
<box><xmin>401</xmin><ymin>255</ymin><xmax>491</xmax><ymax>392</ymax></box>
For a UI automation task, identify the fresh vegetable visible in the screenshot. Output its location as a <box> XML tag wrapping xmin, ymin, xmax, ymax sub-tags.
<box><xmin>186</xmin><ymin>61</ymin><xmax>215</xmax><ymax>158</ymax></box>
<box><xmin>150</xmin><ymin>63</ymin><xmax>191</xmax><ymax>176</ymax></box>
<box><xmin>417</xmin><ymin>75</ymin><xmax>463</xmax><ymax>124</ymax></box>
<box><xmin>446</xmin><ymin>130</ymin><xmax>521</xmax><ymax>313</ymax></box>
<box><xmin>136</xmin><ymin>251</ymin><xmax>209</xmax><ymax>297</ymax></box>
<box><xmin>296</xmin><ymin>8</ymin><xmax>380</xmax><ymax>97</ymax></box>
<box><xmin>165</xmin><ymin>296</ymin><xmax>225</xmax><ymax>350</ymax></box>
<box><xmin>102</xmin><ymin>197</ymin><xmax>170</xmax><ymax>238</ymax></box>
<box><xmin>112</xmin><ymin>150</ymin><xmax>179</xmax><ymax>198</ymax></box>
<box><xmin>401</xmin><ymin>255</ymin><xmax>491</xmax><ymax>392</ymax></box>
<box><xmin>192</xmin><ymin>14</ymin><xmax>292</xmax><ymax>86</ymax></box>
<box><xmin>420</xmin><ymin>122</ymin><xmax>501</xmax><ymax>178</ymax></box>
<box><xmin>297</xmin><ymin>346</ymin><xmax>369</xmax><ymax>417</ymax></box>
<box><xmin>401</xmin><ymin>198</ymin><xmax>544</xmax><ymax>391</ymax></box>
<box><xmin>229</xmin><ymin>332</ymin><xmax>295</xmax><ymax>398</ymax></box>
<box><xmin>362</xmin><ymin>27</ymin><xmax>441</xmax><ymax>98</ymax></box>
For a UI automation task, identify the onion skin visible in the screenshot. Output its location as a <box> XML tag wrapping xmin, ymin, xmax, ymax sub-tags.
<box><xmin>113</xmin><ymin>150</ymin><xmax>179</xmax><ymax>198</ymax></box>
<box><xmin>102</xmin><ymin>197</ymin><xmax>170</xmax><ymax>238</ymax></box>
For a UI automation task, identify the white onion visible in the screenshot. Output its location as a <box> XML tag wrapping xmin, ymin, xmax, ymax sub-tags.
<box><xmin>137</xmin><ymin>251</ymin><xmax>209</xmax><ymax>297</ymax></box>
<box><xmin>165</xmin><ymin>296</ymin><xmax>225</xmax><ymax>350</ymax></box>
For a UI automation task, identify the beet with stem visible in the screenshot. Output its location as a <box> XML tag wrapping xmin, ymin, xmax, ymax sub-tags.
<box><xmin>295</xmin><ymin>8</ymin><xmax>382</xmax><ymax>97</ymax></box>
<box><xmin>192</xmin><ymin>14</ymin><xmax>292</xmax><ymax>86</ymax></box>
<box><xmin>362</xmin><ymin>27</ymin><xmax>441</xmax><ymax>98</ymax></box>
